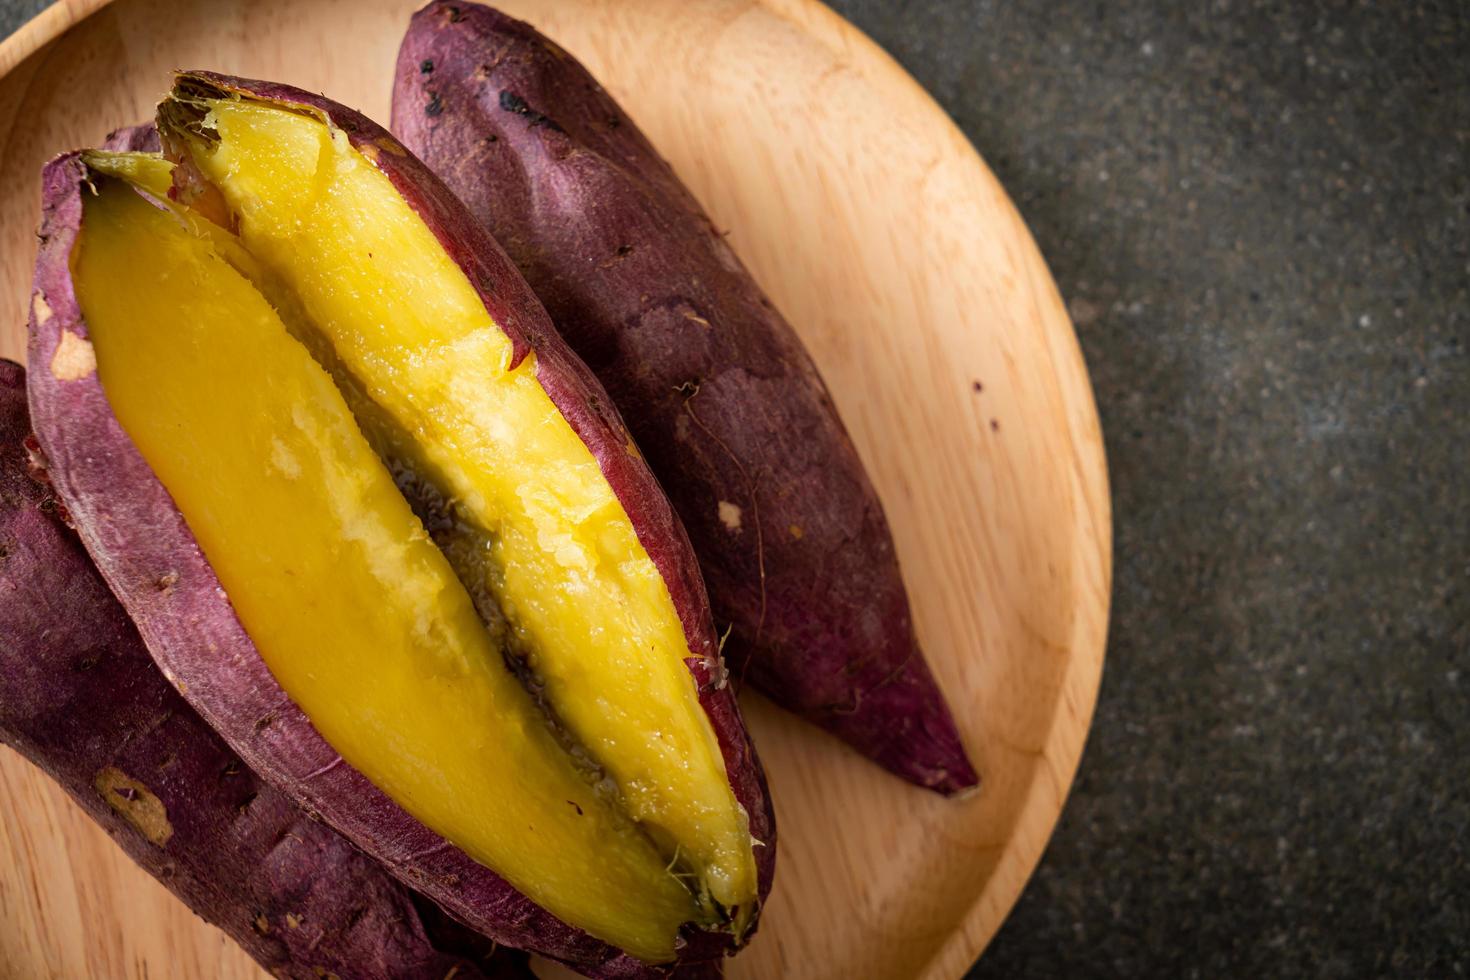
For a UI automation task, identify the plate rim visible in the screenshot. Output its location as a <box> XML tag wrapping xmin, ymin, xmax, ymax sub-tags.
<box><xmin>0</xmin><ymin>0</ymin><xmax>111</xmax><ymax>77</ymax></box>
<box><xmin>745</xmin><ymin>4</ymin><xmax>1111</xmax><ymax>973</ymax></box>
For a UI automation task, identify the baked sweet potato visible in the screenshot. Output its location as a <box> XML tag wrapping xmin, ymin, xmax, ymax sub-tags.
<box><xmin>0</xmin><ymin>359</ymin><xmax>531</xmax><ymax>980</ymax></box>
<box><xmin>392</xmin><ymin>2</ymin><xmax>977</xmax><ymax>795</ymax></box>
<box><xmin>27</xmin><ymin>73</ymin><xmax>770</xmax><ymax>978</ymax></box>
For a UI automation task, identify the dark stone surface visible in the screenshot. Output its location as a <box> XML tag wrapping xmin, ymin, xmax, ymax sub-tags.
<box><xmin>1</xmin><ymin>0</ymin><xmax>1465</xmax><ymax>976</ymax></box>
<box><xmin>817</xmin><ymin>1</ymin><xmax>1468</xmax><ymax>977</ymax></box>
<box><xmin>0</xmin><ymin>0</ymin><xmax>42</xmax><ymax>37</ymax></box>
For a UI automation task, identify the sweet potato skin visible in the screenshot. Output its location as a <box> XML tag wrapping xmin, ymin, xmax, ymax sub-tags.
<box><xmin>28</xmin><ymin>76</ymin><xmax>769</xmax><ymax>977</ymax></box>
<box><xmin>102</xmin><ymin>122</ymin><xmax>161</xmax><ymax>152</ymax></box>
<box><xmin>0</xmin><ymin>360</ymin><xmax>530</xmax><ymax>980</ymax></box>
<box><xmin>391</xmin><ymin>2</ymin><xmax>977</xmax><ymax>794</ymax></box>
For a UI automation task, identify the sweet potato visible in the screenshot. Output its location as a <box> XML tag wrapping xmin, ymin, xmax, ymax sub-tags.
<box><xmin>27</xmin><ymin>74</ymin><xmax>769</xmax><ymax>978</ymax></box>
<box><xmin>0</xmin><ymin>359</ymin><xmax>531</xmax><ymax>980</ymax></box>
<box><xmin>392</xmin><ymin>2</ymin><xmax>977</xmax><ymax>795</ymax></box>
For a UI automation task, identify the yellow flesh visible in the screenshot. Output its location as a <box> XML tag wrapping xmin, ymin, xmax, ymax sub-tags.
<box><xmin>75</xmin><ymin>179</ymin><xmax>699</xmax><ymax>960</ymax></box>
<box><xmin>179</xmin><ymin>98</ymin><xmax>756</xmax><ymax>915</ymax></box>
<box><xmin>83</xmin><ymin>151</ymin><xmax>173</xmax><ymax>196</ymax></box>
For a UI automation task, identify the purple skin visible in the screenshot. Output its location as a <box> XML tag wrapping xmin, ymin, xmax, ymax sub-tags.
<box><xmin>0</xmin><ymin>360</ymin><xmax>531</xmax><ymax>980</ymax></box>
<box><xmin>390</xmin><ymin>2</ymin><xmax>977</xmax><ymax>795</ymax></box>
<box><xmin>102</xmin><ymin>123</ymin><xmax>161</xmax><ymax>152</ymax></box>
<box><xmin>27</xmin><ymin>75</ymin><xmax>770</xmax><ymax>978</ymax></box>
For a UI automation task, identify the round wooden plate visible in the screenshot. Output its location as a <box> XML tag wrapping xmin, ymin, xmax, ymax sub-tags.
<box><xmin>0</xmin><ymin>1</ymin><xmax>1110</xmax><ymax>977</ymax></box>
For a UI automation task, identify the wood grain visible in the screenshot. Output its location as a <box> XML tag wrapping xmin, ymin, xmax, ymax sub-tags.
<box><xmin>0</xmin><ymin>1</ymin><xmax>1110</xmax><ymax>978</ymax></box>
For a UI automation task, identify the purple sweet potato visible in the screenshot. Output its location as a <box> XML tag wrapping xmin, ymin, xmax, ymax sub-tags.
<box><xmin>27</xmin><ymin>73</ymin><xmax>769</xmax><ymax>978</ymax></box>
<box><xmin>0</xmin><ymin>358</ymin><xmax>530</xmax><ymax>980</ymax></box>
<box><xmin>392</xmin><ymin>2</ymin><xmax>977</xmax><ymax>795</ymax></box>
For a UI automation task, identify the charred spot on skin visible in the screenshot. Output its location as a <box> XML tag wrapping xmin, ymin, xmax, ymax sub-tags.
<box><xmin>481</xmin><ymin>133</ymin><xmax>498</xmax><ymax>145</ymax></box>
<box><xmin>37</xmin><ymin>494</ymin><xmax>75</xmax><ymax>530</ymax></box>
<box><xmin>497</xmin><ymin>90</ymin><xmax>565</xmax><ymax>133</ymax></box>
<box><xmin>254</xmin><ymin>713</ymin><xmax>276</xmax><ymax>732</ymax></box>
<box><xmin>419</xmin><ymin>59</ymin><xmax>434</xmax><ymax>75</ymax></box>
<box><xmin>426</xmin><ymin>93</ymin><xmax>444</xmax><ymax>118</ymax></box>
<box><xmin>438</xmin><ymin>4</ymin><xmax>465</xmax><ymax>24</ymax></box>
<box><xmin>345</xmin><ymin>903</ymin><xmax>371</xmax><ymax>932</ymax></box>
<box><xmin>95</xmin><ymin>767</ymin><xmax>174</xmax><ymax>845</ymax></box>
<box><xmin>600</xmin><ymin>244</ymin><xmax>635</xmax><ymax>269</ymax></box>
<box><xmin>238</xmin><ymin>791</ymin><xmax>259</xmax><ymax>815</ymax></box>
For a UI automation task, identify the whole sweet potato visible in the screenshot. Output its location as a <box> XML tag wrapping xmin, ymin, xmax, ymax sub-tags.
<box><xmin>392</xmin><ymin>2</ymin><xmax>976</xmax><ymax>795</ymax></box>
<box><xmin>0</xmin><ymin>359</ymin><xmax>530</xmax><ymax>980</ymax></box>
<box><xmin>28</xmin><ymin>73</ymin><xmax>769</xmax><ymax>978</ymax></box>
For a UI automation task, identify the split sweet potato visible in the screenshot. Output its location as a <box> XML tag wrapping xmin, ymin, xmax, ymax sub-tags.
<box><xmin>27</xmin><ymin>73</ymin><xmax>769</xmax><ymax>978</ymax></box>
<box><xmin>0</xmin><ymin>359</ymin><xmax>531</xmax><ymax>980</ymax></box>
<box><xmin>392</xmin><ymin>2</ymin><xmax>977</xmax><ymax>795</ymax></box>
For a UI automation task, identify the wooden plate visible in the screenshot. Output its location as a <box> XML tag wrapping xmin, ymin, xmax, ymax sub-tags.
<box><xmin>0</xmin><ymin>1</ymin><xmax>1110</xmax><ymax>977</ymax></box>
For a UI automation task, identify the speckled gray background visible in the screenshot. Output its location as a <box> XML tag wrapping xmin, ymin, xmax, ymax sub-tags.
<box><xmin>1</xmin><ymin>1</ymin><xmax>1465</xmax><ymax>977</ymax></box>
